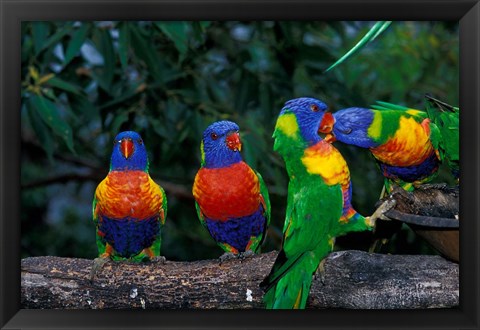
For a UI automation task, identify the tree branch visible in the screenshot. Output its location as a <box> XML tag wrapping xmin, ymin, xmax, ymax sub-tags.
<box><xmin>21</xmin><ymin>250</ymin><xmax>458</xmax><ymax>309</ymax></box>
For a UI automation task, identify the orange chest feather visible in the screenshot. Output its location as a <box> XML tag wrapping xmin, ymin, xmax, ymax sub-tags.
<box><xmin>193</xmin><ymin>162</ymin><xmax>260</xmax><ymax>221</ymax></box>
<box><xmin>95</xmin><ymin>171</ymin><xmax>163</xmax><ymax>219</ymax></box>
<box><xmin>370</xmin><ymin>118</ymin><xmax>435</xmax><ymax>166</ymax></box>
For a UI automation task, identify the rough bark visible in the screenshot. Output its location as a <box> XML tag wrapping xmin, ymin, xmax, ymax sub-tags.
<box><xmin>21</xmin><ymin>250</ymin><xmax>458</xmax><ymax>309</ymax></box>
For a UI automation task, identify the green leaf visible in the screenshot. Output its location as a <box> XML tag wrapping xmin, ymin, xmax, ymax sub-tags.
<box><xmin>69</xmin><ymin>94</ymin><xmax>99</xmax><ymax>121</ymax></box>
<box><xmin>192</xmin><ymin>21</ymin><xmax>211</xmax><ymax>43</ymax></box>
<box><xmin>155</xmin><ymin>22</ymin><xmax>189</xmax><ymax>60</ymax></box>
<box><xmin>129</xmin><ymin>24</ymin><xmax>162</xmax><ymax>81</ymax></box>
<box><xmin>25</xmin><ymin>102</ymin><xmax>55</xmax><ymax>163</ymax></box>
<box><xmin>31</xmin><ymin>22</ymin><xmax>50</xmax><ymax>55</ymax></box>
<box><xmin>98</xmin><ymin>81</ymin><xmax>144</xmax><ymax>110</ymax></box>
<box><xmin>37</xmin><ymin>22</ymin><xmax>75</xmax><ymax>56</ymax></box>
<box><xmin>325</xmin><ymin>21</ymin><xmax>392</xmax><ymax>72</ymax></box>
<box><xmin>110</xmin><ymin>112</ymin><xmax>129</xmax><ymax>134</ymax></box>
<box><xmin>64</xmin><ymin>23</ymin><xmax>90</xmax><ymax>66</ymax></box>
<box><xmin>29</xmin><ymin>94</ymin><xmax>75</xmax><ymax>153</ymax></box>
<box><xmin>92</xmin><ymin>28</ymin><xmax>115</xmax><ymax>93</ymax></box>
<box><xmin>47</xmin><ymin>76</ymin><xmax>82</xmax><ymax>95</ymax></box>
<box><xmin>118</xmin><ymin>22</ymin><xmax>130</xmax><ymax>69</ymax></box>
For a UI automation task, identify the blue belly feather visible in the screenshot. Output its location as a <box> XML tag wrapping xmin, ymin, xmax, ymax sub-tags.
<box><xmin>98</xmin><ymin>214</ymin><xmax>160</xmax><ymax>258</ymax></box>
<box><xmin>205</xmin><ymin>205</ymin><xmax>266</xmax><ymax>252</ymax></box>
<box><xmin>378</xmin><ymin>152</ymin><xmax>439</xmax><ymax>182</ymax></box>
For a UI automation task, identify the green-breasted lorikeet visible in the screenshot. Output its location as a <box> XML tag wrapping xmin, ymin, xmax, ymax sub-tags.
<box><xmin>260</xmin><ymin>97</ymin><xmax>376</xmax><ymax>309</ymax></box>
<box><xmin>192</xmin><ymin>121</ymin><xmax>271</xmax><ymax>259</ymax></box>
<box><xmin>91</xmin><ymin>131</ymin><xmax>167</xmax><ymax>279</ymax></box>
<box><xmin>319</xmin><ymin>103</ymin><xmax>443</xmax><ymax>193</ymax></box>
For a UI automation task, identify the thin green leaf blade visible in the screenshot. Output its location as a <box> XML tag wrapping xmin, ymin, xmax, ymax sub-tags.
<box><xmin>64</xmin><ymin>23</ymin><xmax>90</xmax><ymax>66</ymax></box>
<box><xmin>47</xmin><ymin>76</ymin><xmax>82</xmax><ymax>95</ymax></box>
<box><xmin>31</xmin><ymin>22</ymin><xmax>50</xmax><ymax>55</ymax></box>
<box><xmin>130</xmin><ymin>24</ymin><xmax>162</xmax><ymax>81</ymax></box>
<box><xmin>92</xmin><ymin>27</ymin><xmax>115</xmax><ymax>92</ymax></box>
<box><xmin>325</xmin><ymin>21</ymin><xmax>391</xmax><ymax>72</ymax></box>
<box><xmin>25</xmin><ymin>101</ymin><xmax>55</xmax><ymax>162</ymax></box>
<box><xmin>29</xmin><ymin>95</ymin><xmax>75</xmax><ymax>153</ymax></box>
<box><xmin>118</xmin><ymin>22</ymin><xmax>130</xmax><ymax>69</ymax></box>
<box><xmin>155</xmin><ymin>22</ymin><xmax>189</xmax><ymax>60</ymax></box>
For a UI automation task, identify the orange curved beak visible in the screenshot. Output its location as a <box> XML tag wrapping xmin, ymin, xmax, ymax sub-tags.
<box><xmin>318</xmin><ymin>112</ymin><xmax>334</xmax><ymax>134</ymax></box>
<box><xmin>226</xmin><ymin>132</ymin><xmax>242</xmax><ymax>152</ymax></box>
<box><xmin>120</xmin><ymin>138</ymin><xmax>134</xmax><ymax>159</ymax></box>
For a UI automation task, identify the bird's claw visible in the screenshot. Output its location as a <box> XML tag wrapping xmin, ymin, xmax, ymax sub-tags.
<box><xmin>150</xmin><ymin>256</ymin><xmax>166</xmax><ymax>264</ymax></box>
<box><xmin>416</xmin><ymin>183</ymin><xmax>449</xmax><ymax>191</ymax></box>
<box><xmin>90</xmin><ymin>257</ymin><xmax>110</xmax><ymax>282</ymax></box>
<box><xmin>239</xmin><ymin>250</ymin><xmax>255</xmax><ymax>260</ymax></box>
<box><xmin>367</xmin><ymin>199</ymin><xmax>396</xmax><ymax>227</ymax></box>
<box><xmin>219</xmin><ymin>252</ymin><xmax>238</xmax><ymax>263</ymax></box>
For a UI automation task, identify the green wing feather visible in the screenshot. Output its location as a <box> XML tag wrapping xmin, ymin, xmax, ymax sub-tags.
<box><xmin>194</xmin><ymin>200</ymin><xmax>207</xmax><ymax>229</ymax></box>
<box><xmin>371</xmin><ymin>100</ymin><xmax>415</xmax><ymax>111</ymax></box>
<box><xmin>325</xmin><ymin>21</ymin><xmax>392</xmax><ymax>72</ymax></box>
<box><xmin>424</xmin><ymin>95</ymin><xmax>459</xmax><ymax>178</ymax></box>
<box><xmin>256</xmin><ymin>170</ymin><xmax>271</xmax><ymax>246</ymax></box>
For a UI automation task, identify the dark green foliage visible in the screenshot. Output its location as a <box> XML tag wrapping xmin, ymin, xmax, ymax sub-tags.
<box><xmin>21</xmin><ymin>21</ymin><xmax>458</xmax><ymax>261</ymax></box>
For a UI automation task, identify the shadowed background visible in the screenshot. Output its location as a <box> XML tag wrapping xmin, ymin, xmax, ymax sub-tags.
<box><xmin>20</xmin><ymin>21</ymin><xmax>459</xmax><ymax>261</ymax></box>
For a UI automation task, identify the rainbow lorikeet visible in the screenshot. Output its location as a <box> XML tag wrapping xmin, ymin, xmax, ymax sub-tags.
<box><xmin>192</xmin><ymin>121</ymin><xmax>270</xmax><ymax>260</ymax></box>
<box><xmin>91</xmin><ymin>131</ymin><xmax>167</xmax><ymax>280</ymax></box>
<box><xmin>370</xmin><ymin>95</ymin><xmax>459</xmax><ymax>184</ymax></box>
<box><xmin>319</xmin><ymin>103</ymin><xmax>443</xmax><ymax>193</ymax></box>
<box><xmin>260</xmin><ymin>97</ymin><xmax>385</xmax><ymax>309</ymax></box>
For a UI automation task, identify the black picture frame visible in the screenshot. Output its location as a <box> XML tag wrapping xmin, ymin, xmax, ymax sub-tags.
<box><xmin>1</xmin><ymin>0</ymin><xmax>478</xmax><ymax>329</ymax></box>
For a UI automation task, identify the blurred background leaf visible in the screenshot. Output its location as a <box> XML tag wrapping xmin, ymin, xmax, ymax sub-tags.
<box><xmin>21</xmin><ymin>21</ymin><xmax>459</xmax><ymax>261</ymax></box>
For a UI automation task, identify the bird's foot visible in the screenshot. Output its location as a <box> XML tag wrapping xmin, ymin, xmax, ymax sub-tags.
<box><xmin>150</xmin><ymin>256</ymin><xmax>166</xmax><ymax>264</ymax></box>
<box><xmin>90</xmin><ymin>256</ymin><xmax>110</xmax><ymax>283</ymax></box>
<box><xmin>219</xmin><ymin>252</ymin><xmax>238</xmax><ymax>263</ymax></box>
<box><xmin>239</xmin><ymin>250</ymin><xmax>255</xmax><ymax>259</ymax></box>
<box><xmin>367</xmin><ymin>199</ymin><xmax>396</xmax><ymax>228</ymax></box>
<box><xmin>314</xmin><ymin>258</ymin><xmax>327</xmax><ymax>285</ymax></box>
<box><xmin>416</xmin><ymin>183</ymin><xmax>449</xmax><ymax>191</ymax></box>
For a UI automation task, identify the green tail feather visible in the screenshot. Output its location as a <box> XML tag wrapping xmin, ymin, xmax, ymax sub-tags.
<box><xmin>261</xmin><ymin>250</ymin><xmax>321</xmax><ymax>309</ymax></box>
<box><xmin>371</xmin><ymin>100</ymin><xmax>418</xmax><ymax>112</ymax></box>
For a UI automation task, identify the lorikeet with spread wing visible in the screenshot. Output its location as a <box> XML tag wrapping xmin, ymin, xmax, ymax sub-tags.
<box><xmin>91</xmin><ymin>131</ymin><xmax>167</xmax><ymax>279</ymax></box>
<box><xmin>192</xmin><ymin>121</ymin><xmax>270</xmax><ymax>260</ymax></box>
<box><xmin>260</xmin><ymin>97</ymin><xmax>382</xmax><ymax>309</ymax></box>
<box><xmin>319</xmin><ymin>103</ymin><xmax>443</xmax><ymax>193</ymax></box>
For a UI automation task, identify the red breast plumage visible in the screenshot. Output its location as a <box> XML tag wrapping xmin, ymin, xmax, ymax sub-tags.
<box><xmin>193</xmin><ymin>161</ymin><xmax>260</xmax><ymax>221</ymax></box>
<box><xmin>95</xmin><ymin>170</ymin><xmax>163</xmax><ymax>220</ymax></box>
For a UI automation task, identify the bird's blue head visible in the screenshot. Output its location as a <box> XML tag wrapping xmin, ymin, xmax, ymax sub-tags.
<box><xmin>328</xmin><ymin>107</ymin><xmax>377</xmax><ymax>148</ymax></box>
<box><xmin>201</xmin><ymin>121</ymin><xmax>243</xmax><ymax>168</ymax></box>
<box><xmin>276</xmin><ymin>97</ymin><xmax>333</xmax><ymax>146</ymax></box>
<box><xmin>110</xmin><ymin>131</ymin><xmax>149</xmax><ymax>171</ymax></box>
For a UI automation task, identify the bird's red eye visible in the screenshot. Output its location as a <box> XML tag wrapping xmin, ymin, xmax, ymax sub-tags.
<box><xmin>310</xmin><ymin>104</ymin><xmax>319</xmax><ymax>112</ymax></box>
<box><xmin>211</xmin><ymin>133</ymin><xmax>218</xmax><ymax>140</ymax></box>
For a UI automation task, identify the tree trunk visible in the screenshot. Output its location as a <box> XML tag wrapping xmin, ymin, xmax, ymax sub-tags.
<box><xmin>21</xmin><ymin>250</ymin><xmax>459</xmax><ymax>309</ymax></box>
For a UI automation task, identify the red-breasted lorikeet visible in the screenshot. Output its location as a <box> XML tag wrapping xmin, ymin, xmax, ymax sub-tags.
<box><xmin>91</xmin><ymin>131</ymin><xmax>167</xmax><ymax>279</ymax></box>
<box><xmin>193</xmin><ymin>121</ymin><xmax>270</xmax><ymax>259</ymax></box>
